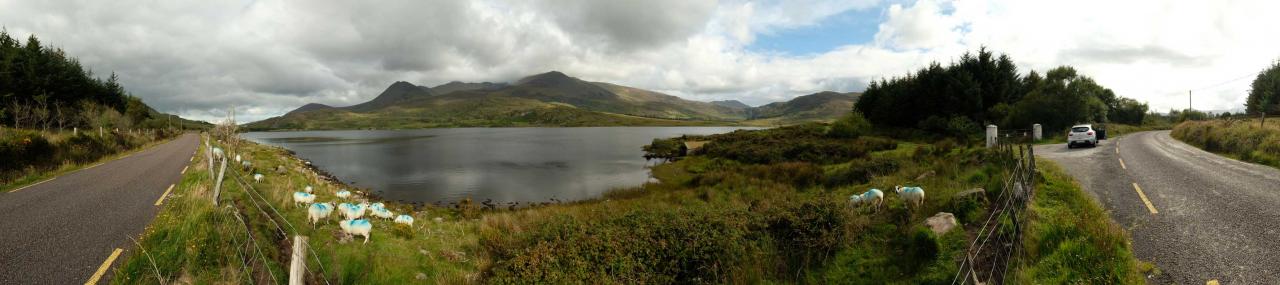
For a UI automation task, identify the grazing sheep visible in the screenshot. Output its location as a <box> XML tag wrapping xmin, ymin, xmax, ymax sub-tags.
<box><xmin>372</xmin><ymin>207</ymin><xmax>394</xmax><ymax>219</ymax></box>
<box><xmin>849</xmin><ymin>188</ymin><xmax>884</xmax><ymax>211</ymax></box>
<box><xmin>241</xmin><ymin>160</ymin><xmax>252</xmax><ymax>171</ymax></box>
<box><xmin>234</xmin><ymin>154</ymin><xmax>242</xmax><ymax>163</ymax></box>
<box><xmin>304</xmin><ymin>185</ymin><xmax>313</xmax><ymax>193</ymax></box>
<box><xmin>339</xmin><ymin>219</ymin><xmax>373</xmax><ymax>244</ymax></box>
<box><xmin>335</xmin><ymin>190</ymin><xmax>352</xmax><ymax>199</ymax></box>
<box><xmin>308</xmin><ymin>203</ymin><xmax>334</xmax><ymax>227</ymax></box>
<box><xmin>211</xmin><ymin>147</ymin><xmax>224</xmax><ymax>158</ymax></box>
<box><xmin>370</xmin><ymin>202</ymin><xmax>386</xmax><ymax>211</ymax></box>
<box><xmin>339</xmin><ymin>203</ymin><xmax>365</xmax><ymax>220</ymax></box>
<box><xmin>293</xmin><ymin>192</ymin><xmax>315</xmax><ymax>207</ymax></box>
<box><xmin>894</xmin><ymin>186</ymin><xmax>926</xmax><ymax>209</ymax></box>
<box><xmin>253</xmin><ymin>173</ymin><xmax>264</xmax><ymax>183</ymax></box>
<box><xmin>394</xmin><ymin>214</ymin><xmax>414</xmax><ymax>227</ymax></box>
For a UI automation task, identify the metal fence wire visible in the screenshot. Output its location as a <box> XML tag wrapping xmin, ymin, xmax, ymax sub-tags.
<box><xmin>952</xmin><ymin>140</ymin><xmax>1036</xmax><ymax>285</ymax></box>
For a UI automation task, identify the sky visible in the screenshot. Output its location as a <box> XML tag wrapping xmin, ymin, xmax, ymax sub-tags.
<box><xmin>1</xmin><ymin>0</ymin><xmax>1277</xmax><ymax>123</ymax></box>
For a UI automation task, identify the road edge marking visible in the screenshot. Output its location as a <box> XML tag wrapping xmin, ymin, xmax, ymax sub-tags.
<box><xmin>1207</xmin><ymin>280</ymin><xmax>1220</xmax><ymax>285</ymax></box>
<box><xmin>84</xmin><ymin>248</ymin><xmax>123</xmax><ymax>285</ymax></box>
<box><xmin>1119</xmin><ymin>158</ymin><xmax>1127</xmax><ymax>169</ymax></box>
<box><xmin>155</xmin><ymin>184</ymin><xmax>175</xmax><ymax>206</ymax></box>
<box><xmin>10</xmin><ymin>177</ymin><xmax>55</xmax><ymax>193</ymax></box>
<box><xmin>1132</xmin><ymin>183</ymin><xmax>1158</xmax><ymax>214</ymax></box>
<box><xmin>181</xmin><ymin>166</ymin><xmax>188</xmax><ymax>174</ymax></box>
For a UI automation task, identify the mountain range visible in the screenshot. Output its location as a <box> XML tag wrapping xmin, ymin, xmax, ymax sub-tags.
<box><xmin>244</xmin><ymin>71</ymin><xmax>858</xmax><ymax>130</ymax></box>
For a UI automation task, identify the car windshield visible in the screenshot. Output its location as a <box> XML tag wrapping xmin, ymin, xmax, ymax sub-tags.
<box><xmin>1071</xmin><ymin>127</ymin><xmax>1090</xmax><ymax>132</ymax></box>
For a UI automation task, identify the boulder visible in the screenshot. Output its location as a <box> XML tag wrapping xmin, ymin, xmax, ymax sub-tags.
<box><xmin>915</xmin><ymin>170</ymin><xmax>936</xmax><ymax>181</ymax></box>
<box><xmin>926</xmin><ymin>212</ymin><xmax>958</xmax><ymax>235</ymax></box>
<box><xmin>954</xmin><ymin>188</ymin><xmax>986</xmax><ymax>200</ymax></box>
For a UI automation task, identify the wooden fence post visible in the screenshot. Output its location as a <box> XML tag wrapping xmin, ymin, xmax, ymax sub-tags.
<box><xmin>290</xmin><ymin>235</ymin><xmax>308</xmax><ymax>285</ymax></box>
<box><xmin>213</xmin><ymin>156</ymin><xmax>227</xmax><ymax>206</ymax></box>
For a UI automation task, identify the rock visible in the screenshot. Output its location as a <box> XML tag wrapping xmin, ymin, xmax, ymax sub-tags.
<box><xmin>926</xmin><ymin>212</ymin><xmax>958</xmax><ymax>235</ymax></box>
<box><xmin>416</xmin><ymin>273</ymin><xmax>428</xmax><ymax>280</ymax></box>
<box><xmin>433</xmin><ymin>217</ymin><xmax>444</xmax><ymax>223</ymax></box>
<box><xmin>275</xmin><ymin>165</ymin><xmax>286</xmax><ymax>174</ymax></box>
<box><xmin>915</xmin><ymin>170</ymin><xmax>936</xmax><ymax>181</ymax></box>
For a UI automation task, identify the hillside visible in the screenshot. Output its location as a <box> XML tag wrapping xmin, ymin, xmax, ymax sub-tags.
<box><xmin>246</xmin><ymin>71</ymin><xmax>857</xmax><ymax>130</ymax></box>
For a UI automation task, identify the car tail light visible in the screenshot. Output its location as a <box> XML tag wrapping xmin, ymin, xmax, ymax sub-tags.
<box><xmin>1087</xmin><ymin>131</ymin><xmax>1093</xmax><ymax>135</ymax></box>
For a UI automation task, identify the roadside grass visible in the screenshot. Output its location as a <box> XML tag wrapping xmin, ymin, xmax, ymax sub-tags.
<box><xmin>113</xmin><ymin>134</ymin><xmax>482</xmax><ymax>284</ymax></box>
<box><xmin>1</xmin><ymin>128</ymin><xmax>179</xmax><ymax>192</ymax></box>
<box><xmin>1010</xmin><ymin>160</ymin><xmax>1146</xmax><ymax>284</ymax></box>
<box><xmin>1172</xmin><ymin>119</ymin><xmax>1280</xmax><ymax>169</ymax></box>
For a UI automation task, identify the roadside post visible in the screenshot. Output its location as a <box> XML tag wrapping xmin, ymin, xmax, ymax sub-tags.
<box><xmin>1032</xmin><ymin>124</ymin><xmax>1042</xmax><ymax>141</ymax></box>
<box><xmin>985</xmin><ymin>125</ymin><xmax>998</xmax><ymax>148</ymax></box>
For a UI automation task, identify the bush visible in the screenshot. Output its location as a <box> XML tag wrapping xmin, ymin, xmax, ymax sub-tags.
<box><xmin>824</xmin><ymin>157</ymin><xmax>901</xmax><ymax>187</ymax></box>
<box><xmin>0</xmin><ymin>129</ymin><xmax>53</xmax><ymax>171</ymax></box>
<box><xmin>827</xmin><ymin>112</ymin><xmax>871</xmax><ymax>139</ymax></box>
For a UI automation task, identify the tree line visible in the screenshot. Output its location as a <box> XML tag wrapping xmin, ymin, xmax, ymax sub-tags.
<box><xmin>0</xmin><ymin>29</ymin><xmax>172</xmax><ymax>131</ymax></box>
<box><xmin>854</xmin><ymin>48</ymin><xmax>1149</xmax><ymax>137</ymax></box>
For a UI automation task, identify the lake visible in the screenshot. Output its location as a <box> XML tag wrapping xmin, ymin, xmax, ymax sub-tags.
<box><xmin>241</xmin><ymin>127</ymin><xmax>752</xmax><ymax>204</ymax></box>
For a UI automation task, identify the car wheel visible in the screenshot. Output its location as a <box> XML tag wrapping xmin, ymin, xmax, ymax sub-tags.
<box><xmin>1067</xmin><ymin>143</ymin><xmax>1073</xmax><ymax>149</ymax></box>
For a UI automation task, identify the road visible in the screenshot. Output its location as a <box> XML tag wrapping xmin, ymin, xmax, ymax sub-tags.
<box><xmin>0</xmin><ymin>133</ymin><xmax>198</xmax><ymax>284</ymax></box>
<box><xmin>1036</xmin><ymin>130</ymin><xmax>1280</xmax><ymax>284</ymax></box>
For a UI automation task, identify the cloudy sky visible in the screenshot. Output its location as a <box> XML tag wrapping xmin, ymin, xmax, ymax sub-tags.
<box><xmin>2</xmin><ymin>0</ymin><xmax>1277</xmax><ymax>123</ymax></box>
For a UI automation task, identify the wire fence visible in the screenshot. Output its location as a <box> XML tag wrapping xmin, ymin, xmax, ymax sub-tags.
<box><xmin>952</xmin><ymin>140</ymin><xmax>1036</xmax><ymax>285</ymax></box>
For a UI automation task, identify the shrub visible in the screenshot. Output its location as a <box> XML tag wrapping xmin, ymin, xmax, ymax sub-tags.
<box><xmin>0</xmin><ymin>129</ymin><xmax>53</xmax><ymax>171</ymax></box>
<box><xmin>827</xmin><ymin>112</ymin><xmax>871</xmax><ymax>139</ymax></box>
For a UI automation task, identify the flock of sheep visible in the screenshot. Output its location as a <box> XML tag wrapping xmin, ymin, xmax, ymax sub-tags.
<box><xmin>848</xmin><ymin>185</ymin><xmax>925</xmax><ymax>212</ymax></box>
<box><xmin>214</xmin><ymin>145</ymin><xmax>416</xmax><ymax>245</ymax></box>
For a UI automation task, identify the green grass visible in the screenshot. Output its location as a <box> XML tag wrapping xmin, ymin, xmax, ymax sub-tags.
<box><xmin>1</xmin><ymin>128</ymin><xmax>179</xmax><ymax>192</ymax></box>
<box><xmin>1171</xmin><ymin>119</ymin><xmax>1280</xmax><ymax>169</ymax></box>
<box><xmin>1009</xmin><ymin>160</ymin><xmax>1146</xmax><ymax>284</ymax></box>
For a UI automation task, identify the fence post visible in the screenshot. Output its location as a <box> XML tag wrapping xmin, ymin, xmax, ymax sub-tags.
<box><xmin>213</xmin><ymin>156</ymin><xmax>227</xmax><ymax>206</ymax></box>
<box><xmin>986</xmin><ymin>125</ymin><xmax>998</xmax><ymax>148</ymax></box>
<box><xmin>290</xmin><ymin>235</ymin><xmax>308</xmax><ymax>285</ymax></box>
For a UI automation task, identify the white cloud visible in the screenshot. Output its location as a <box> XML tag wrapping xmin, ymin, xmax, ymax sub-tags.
<box><xmin>0</xmin><ymin>0</ymin><xmax>1275</xmax><ymax>122</ymax></box>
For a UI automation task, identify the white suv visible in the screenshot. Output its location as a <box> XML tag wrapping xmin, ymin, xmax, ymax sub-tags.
<box><xmin>1067</xmin><ymin>124</ymin><xmax>1098</xmax><ymax>148</ymax></box>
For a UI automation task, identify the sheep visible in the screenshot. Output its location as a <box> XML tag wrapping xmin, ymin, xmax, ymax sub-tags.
<box><xmin>339</xmin><ymin>219</ymin><xmax>373</xmax><ymax>244</ymax></box>
<box><xmin>372</xmin><ymin>207</ymin><xmax>394</xmax><ymax>220</ymax></box>
<box><xmin>234</xmin><ymin>154</ymin><xmax>242</xmax><ymax>163</ymax></box>
<box><xmin>394</xmin><ymin>214</ymin><xmax>414</xmax><ymax>227</ymax></box>
<box><xmin>304</xmin><ymin>185</ymin><xmax>314</xmax><ymax>193</ymax></box>
<box><xmin>253</xmin><ymin>173</ymin><xmax>264</xmax><ymax>183</ymax></box>
<box><xmin>894</xmin><ymin>186</ymin><xmax>926</xmax><ymax>209</ymax></box>
<box><xmin>211</xmin><ymin>147</ymin><xmax>224</xmax><ymax>158</ymax></box>
<box><xmin>849</xmin><ymin>188</ymin><xmax>884</xmax><ymax>212</ymax></box>
<box><xmin>293</xmin><ymin>192</ymin><xmax>315</xmax><ymax>207</ymax></box>
<box><xmin>308</xmin><ymin>203</ymin><xmax>334</xmax><ymax>227</ymax></box>
<box><xmin>241</xmin><ymin>160</ymin><xmax>252</xmax><ymax>171</ymax></box>
<box><xmin>339</xmin><ymin>202</ymin><xmax>365</xmax><ymax>220</ymax></box>
<box><xmin>370</xmin><ymin>202</ymin><xmax>386</xmax><ymax>211</ymax></box>
<box><xmin>335</xmin><ymin>190</ymin><xmax>352</xmax><ymax>199</ymax></box>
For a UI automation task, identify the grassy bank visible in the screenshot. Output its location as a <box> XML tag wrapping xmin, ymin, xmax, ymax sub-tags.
<box><xmin>115</xmin><ymin>124</ymin><xmax>1140</xmax><ymax>283</ymax></box>
<box><xmin>1010</xmin><ymin>160</ymin><xmax>1146</xmax><ymax>283</ymax></box>
<box><xmin>0</xmin><ymin>128</ymin><xmax>179</xmax><ymax>192</ymax></box>
<box><xmin>1171</xmin><ymin>119</ymin><xmax>1280</xmax><ymax>169</ymax></box>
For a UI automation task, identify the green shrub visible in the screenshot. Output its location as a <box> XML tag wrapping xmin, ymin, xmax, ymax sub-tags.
<box><xmin>823</xmin><ymin>157</ymin><xmax>900</xmax><ymax>187</ymax></box>
<box><xmin>0</xmin><ymin>129</ymin><xmax>53</xmax><ymax>171</ymax></box>
<box><xmin>828</xmin><ymin>112</ymin><xmax>871</xmax><ymax>139</ymax></box>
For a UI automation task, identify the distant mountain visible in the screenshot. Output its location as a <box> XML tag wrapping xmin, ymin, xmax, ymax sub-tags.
<box><xmin>246</xmin><ymin>71</ymin><xmax>858</xmax><ymax>130</ymax></box>
<box><xmin>711</xmin><ymin>100</ymin><xmax>751</xmax><ymax>109</ymax></box>
<box><xmin>744</xmin><ymin>91</ymin><xmax>860</xmax><ymax>125</ymax></box>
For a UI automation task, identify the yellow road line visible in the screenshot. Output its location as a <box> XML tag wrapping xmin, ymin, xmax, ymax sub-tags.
<box><xmin>1119</xmin><ymin>158</ymin><xmax>1127</xmax><ymax>169</ymax></box>
<box><xmin>1133</xmin><ymin>183</ymin><xmax>1158</xmax><ymax>214</ymax></box>
<box><xmin>181</xmin><ymin>166</ymin><xmax>188</xmax><ymax>174</ymax></box>
<box><xmin>190</xmin><ymin>155</ymin><xmax>194</xmax><ymax>162</ymax></box>
<box><xmin>155</xmin><ymin>184</ymin><xmax>175</xmax><ymax>206</ymax></box>
<box><xmin>1207</xmin><ymin>280</ymin><xmax>1219</xmax><ymax>285</ymax></box>
<box><xmin>10</xmin><ymin>178</ymin><xmax>55</xmax><ymax>193</ymax></box>
<box><xmin>84</xmin><ymin>248</ymin><xmax>122</xmax><ymax>285</ymax></box>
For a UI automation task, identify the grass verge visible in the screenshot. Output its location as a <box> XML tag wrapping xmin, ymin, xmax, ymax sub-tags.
<box><xmin>1171</xmin><ymin>119</ymin><xmax>1280</xmax><ymax>169</ymax></box>
<box><xmin>1010</xmin><ymin>160</ymin><xmax>1146</xmax><ymax>283</ymax></box>
<box><xmin>1</xmin><ymin>129</ymin><xmax>179</xmax><ymax>192</ymax></box>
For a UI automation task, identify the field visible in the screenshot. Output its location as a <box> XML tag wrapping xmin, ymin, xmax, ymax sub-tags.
<box><xmin>1171</xmin><ymin>118</ymin><xmax>1280</xmax><ymax>169</ymax></box>
<box><xmin>114</xmin><ymin>123</ymin><xmax>1140</xmax><ymax>283</ymax></box>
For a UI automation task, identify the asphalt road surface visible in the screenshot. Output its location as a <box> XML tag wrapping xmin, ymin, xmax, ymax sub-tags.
<box><xmin>1036</xmin><ymin>130</ymin><xmax>1280</xmax><ymax>284</ymax></box>
<box><xmin>0</xmin><ymin>133</ymin><xmax>198</xmax><ymax>284</ymax></box>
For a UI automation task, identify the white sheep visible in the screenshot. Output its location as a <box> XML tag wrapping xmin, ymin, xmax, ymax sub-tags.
<box><xmin>335</xmin><ymin>190</ymin><xmax>352</xmax><ymax>199</ymax></box>
<box><xmin>370</xmin><ymin>202</ymin><xmax>385</xmax><ymax>211</ymax></box>
<box><xmin>372</xmin><ymin>207</ymin><xmax>394</xmax><ymax>219</ymax></box>
<box><xmin>895</xmin><ymin>186</ymin><xmax>926</xmax><ymax>209</ymax></box>
<box><xmin>234</xmin><ymin>154</ymin><xmax>242</xmax><ymax>163</ymax></box>
<box><xmin>253</xmin><ymin>173</ymin><xmax>264</xmax><ymax>183</ymax></box>
<box><xmin>339</xmin><ymin>202</ymin><xmax>365</xmax><ymax>220</ymax></box>
<box><xmin>304</xmin><ymin>185</ymin><xmax>314</xmax><ymax>193</ymax></box>
<box><xmin>293</xmin><ymin>192</ymin><xmax>315</xmax><ymax>207</ymax></box>
<box><xmin>849</xmin><ymin>188</ymin><xmax>884</xmax><ymax>211</ymax></box>
<box><xmin>308</xmin><ymin>203</ymin><xmax>334</xmax><ymax>227</ymax></box>
<box><xmin>211</xmin><ymin>147</ymin><xmax>224</xmax><ymax>158</ymax></box>
<box><xmin>339</xmin><ymin>219</ymin><xmax>373</xmax><ymax>244</ymax></box>
<box><xmin>394</xmin><ymin>214</ymin><xmax>414</xmax><ymax>227</ymax></box>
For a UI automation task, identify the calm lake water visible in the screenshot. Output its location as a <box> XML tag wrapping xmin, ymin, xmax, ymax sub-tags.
<box><xmin>242</xmin><ymin>127</ymin><xmax>752</xmax><ymax>204</ymax></box>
